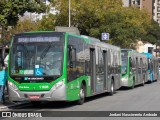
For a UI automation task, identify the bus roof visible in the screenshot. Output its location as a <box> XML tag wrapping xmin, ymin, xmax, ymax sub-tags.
<box><xmin>141</xmin><ymin>52</ymin><xmax>153</xmax><ymax>58</ymax></box>
<box><xmin>121</xmin><ymin>49</ymin><xmax>136</xmax><ymax>52</ymax></box>
<box><xmin>13</xmin><ymin>31</ymin><xmax>120</xmax><ymax>50</ymax></box>
<box><xmin>16</xmin><ymin>31</ymin><xmax>62</xmax><ymax>35</ymax></box>
<box><xmin>81</xmin><ymin>35</ymin><xmax>120</xmax><ymax>50</ymax></box>
<box><xmin>13</xmin><ymin>31</ymin><xmax>66</xmax><ymax>38</ymax></box>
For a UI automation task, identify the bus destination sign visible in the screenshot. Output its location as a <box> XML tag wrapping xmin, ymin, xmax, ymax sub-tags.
<box><xmin>17</xmin><ymin>37</ymin><xmax>60</xmax><ymax>43</ymax></box>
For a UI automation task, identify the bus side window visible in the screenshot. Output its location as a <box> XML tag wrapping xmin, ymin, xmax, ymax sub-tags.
<box><xmin>67</xmin><ymin>45</ymin><xmax>78</xmax><ymax>82</ymax></box>
<box><xmin>15</xmin><ymin>51</ymin><xmax>23</xmax><ymax>72</ymax></box>
<box><xmin>129</xmin><ymin>57</ymin><xmax>132</xmax><ymax>68</ymax></box>
<box><xmin>68</xmin><ymin>45</ymin><xmax>76</xmax><ymax>68</ymax></box>
<box><xmin>130</xmin><ymin>57</ymin><xmax>134</xmax><ymax>68</ymax></box>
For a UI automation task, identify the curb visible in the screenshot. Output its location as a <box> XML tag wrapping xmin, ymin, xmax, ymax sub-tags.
<box><xmin>0</xmin><ymin>94</ymin><xmax>28</xmax><ymax>110</ymax></box>
<box><xmin>0</xmin><ymin>102</ymin><xmax>29</xmax><ymax>110</ymax></box>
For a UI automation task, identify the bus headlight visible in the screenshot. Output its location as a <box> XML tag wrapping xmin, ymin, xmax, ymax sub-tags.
<box><xmin>8</xmin><ymin>81</ymin><xmax>18</xmax><ymax>90</ymax></box>
<box><xmin>52</xmin><ymin>80</ymin><xmax>64</xmax><ymax>91</ymax></box>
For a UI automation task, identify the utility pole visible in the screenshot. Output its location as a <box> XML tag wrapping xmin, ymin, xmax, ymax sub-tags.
<box><xmin>69</xmin><ymin>0</ymin><xmax>71</xmax><ymax>27</ymax></box>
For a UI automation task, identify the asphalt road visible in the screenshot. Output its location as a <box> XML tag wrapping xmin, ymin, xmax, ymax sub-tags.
<box><xmin>1</xmin><ymin>80</ymin><xmax>160</xmax><ymax>120</ymax></box>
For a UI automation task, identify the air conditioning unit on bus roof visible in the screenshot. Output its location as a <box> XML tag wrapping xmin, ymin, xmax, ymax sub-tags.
<box><xmin>55</xmin><ymin>26</ymin><xmax>80</xmax><ymax>35</ymax></box>
<box><xmin>81</xmin><ymin>35</ymin><xmax>100</xmax><ymax>42</ymax></box>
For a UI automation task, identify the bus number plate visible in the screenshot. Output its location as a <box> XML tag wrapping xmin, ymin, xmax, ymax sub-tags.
<box><xmin>29</xmin><ymin>95</ymin><xmax>40</xmax><ymax>100</ymax></box>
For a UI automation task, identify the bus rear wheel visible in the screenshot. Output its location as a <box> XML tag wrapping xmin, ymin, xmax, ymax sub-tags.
<box><xmin>77</xmin><ymin>84</ymin><xmax>85</xmax><ymax>105</ymax></box>
<box><xmin>131</xmin><ymin>80</ymin><xmax>135</xmax><ymax>89</ymax></box>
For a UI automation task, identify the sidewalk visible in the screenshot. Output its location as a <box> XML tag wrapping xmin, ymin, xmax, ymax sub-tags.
<box><xmin>0</xmin><ymin>95</ymin><xmax>21</xmax><ymax>110</ymax></box>
<box><xmin>0</xmin><ymin>90</ymin><xmax>26</xmax><ymax>110</ymax></box>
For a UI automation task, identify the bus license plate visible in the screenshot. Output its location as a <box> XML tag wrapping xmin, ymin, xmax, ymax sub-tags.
<box><xmin>29</xmin><ymin>95</ymin><xmax>40</xmax><ymax>100</ymax></box>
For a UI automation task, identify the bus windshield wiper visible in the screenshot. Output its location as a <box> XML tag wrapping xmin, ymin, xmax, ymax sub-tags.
<box><xmin>40</xmin><ymin>44</ymin><xmax>52</xmax><ymax>60</ymax></box>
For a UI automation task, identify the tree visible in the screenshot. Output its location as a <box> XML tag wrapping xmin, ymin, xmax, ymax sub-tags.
<box><xmin>38</xmin><ymin>14</ymin><xmax>56</xmax><ymax>31</ymax></box>
<box><xmin>51</xmin><ymin>0</ymin><xmax>123</xmax><ymax>34</ymax></box>
<box><xmin>141</xmin><ymin>20</ymin><xmax>160</xmax><ymax>45</ymax></box>
<box><xmin>96</xmin><ymin>7</ymin><xmax>152</xmax><ymax>48</ymax></box>
<box><xmin>4</xmin><ymin>18</ymin><xmax>40</xmax><ymax>41</ymax></box>
<box><xmin>51</xmin><ymin>0</ymin><xmax>153</xmax><ymax>48</ymax></box>
<box><xmin>0</xmin><ymin>0</ymin><xmax>46</xmax><ymax>42</ymax></box>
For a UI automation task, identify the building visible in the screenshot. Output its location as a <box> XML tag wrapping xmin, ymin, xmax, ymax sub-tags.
<box><xmin>122</xmin><ymin>0</ymin><xmax>153</xmax><ymax>17</ymax></box>
<box><xmin>153</xmin><ymin>0</ymin><xmax>160</xmax><ymax>24</ymax></box>
<box><xmin>122</xmin><ymin>0</ymin><xmax>158</xmax><ymax>55</ymax></box>
<box><xmin>141</xmin><ymin>0</ymin><xmax>153</xmax><ymax>17</ymax></box>
<box><xmin>136</xmin><ymin>41</ymin><xmax>155</xmax><ymax>54</ymax></box>
<box><xmin>122</xmin><ymin>0</ymin><xmax>130</xmax><ymax>7</ymax></box>
<box><xmin>122</xmin><ymin>0</ymin><xmax>160</xmax><ymax>24</ymax></box>
<box><xmin>122</xmin><ymin>0</ymin><xmax>141</xmax><ymax>7</ymax></box>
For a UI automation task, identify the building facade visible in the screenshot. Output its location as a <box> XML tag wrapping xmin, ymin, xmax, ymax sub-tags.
<box><xmin>153</xmin><ymin>0</ymin><xmax>160</xmax><ymax>24</ymax></box>
<box><xmin>122</xmin><ymin>0</ymin><xmax>141</xmax><ymax>7</ymax></box>
<box><xmin>141</xmin><ymin>0</ymin><xmax>153</xmax><ymax>17</ymax></box>
<box><xmin>122</xmin><ymin>0</ymin><xmax>153</xmax><ymax>17</ymax></box>
<box><xmin>122</xmin><ymin>0</ymin><xmax>158</xmax><ymax>55</ymax></box>
<box><xmin>136</xmin><ymin>41</ymin><xmax>155</xmax><ymax>54</ymax></box>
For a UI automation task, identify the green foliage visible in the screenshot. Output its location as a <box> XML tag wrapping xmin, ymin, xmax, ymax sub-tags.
<box><xmin>2</xmin><ymin>0</ymin><xmax>160</xmax><ymax>49</ymax></box>
<box><xmin>50</xmin><ymin>0</ymin><xmax>158</xmax><ymax>48</ymax></box>
<box><xmin>2</xmin><ymin>18</ymin><xmax>39</xmax><ymax>42</ymax></box>
<box><xmin>0</xmin><ymin>0</ymin><xmax>46</xmax><ymax>27</ymax></box>
<box><xmin>12</xmin><ymin>18</ymin><xmax>39</xmax><ymax>33</ymax></box>
<box><xmin>97</xmin><ymin>7</ymin><xmax>152</xmax><ymax>48</ymax></box>
<box><xmin>5</xmin><ymin>13</ymin><xmax>56</xmax><ymax>41</ymax></box>
<box><xmin>38</xmin><ymin>14</ymin><xmax>56</xmax><ymax>31</ymax></box>
<box><xmin>141</xmin><ymin>20</ymin><xmax>160</xmax><ymax>44</ymax></box>
<box><xmin>0</xmin><ymin>0</ymin><xmax>46</xmax><ymax>43</ymax></box>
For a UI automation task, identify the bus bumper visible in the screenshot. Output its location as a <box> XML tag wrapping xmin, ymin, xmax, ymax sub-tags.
<box><xmin>8</xmin><ymin>84</ymin><xmax>67</xmax><ymax>102</ymax></box>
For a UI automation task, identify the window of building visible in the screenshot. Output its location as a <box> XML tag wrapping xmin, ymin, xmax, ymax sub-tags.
<box><xmin>148</xmin><ymin>47</ymin><xmax>153</xmax><ymax>54</ymax></box>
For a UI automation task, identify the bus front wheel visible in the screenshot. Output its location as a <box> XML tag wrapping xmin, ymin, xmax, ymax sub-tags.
<box><xmin>77</xmin><ymin>84</ymin><xmax>85</xmax><ymax>105</ymax></box>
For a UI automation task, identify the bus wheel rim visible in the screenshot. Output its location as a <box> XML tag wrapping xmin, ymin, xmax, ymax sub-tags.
<box><xmin>111</xmin><ymin>83</ymin><xmax>114</xmax><ymax>92</ymax></box>
<box><xmin>80</xmin><ymin>88</ymin><xmax>84</xmax><ymax>99</ymax></box>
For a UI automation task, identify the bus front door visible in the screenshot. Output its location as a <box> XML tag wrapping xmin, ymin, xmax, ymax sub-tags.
<box><xmin>90</xmin><ymin>48</ymin><xmax>96</xmax><ymax>94</ymax></box>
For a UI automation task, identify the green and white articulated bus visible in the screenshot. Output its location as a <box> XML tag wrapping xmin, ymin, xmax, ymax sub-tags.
<box><xmin>8</xmin><ymin>31</ymin><xmax>121</xmax><ymax>105</ymax></box>
<box><xmin>141</xmin><ymin>52</ymin><xmax>159</xmax><ymax>82</ymax></box>
<box><xmin>121</xmin><ymin>49</ymin><xmax>148</xmax><ymax>88</ymax></box>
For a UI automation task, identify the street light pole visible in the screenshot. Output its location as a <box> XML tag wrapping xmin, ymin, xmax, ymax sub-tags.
<box><xmin>69</xmin><ymin>0</ymin><xmax>71</xmax><ymax>27</ymax></box>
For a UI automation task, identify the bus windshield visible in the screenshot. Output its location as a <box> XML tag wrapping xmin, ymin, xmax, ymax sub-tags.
<box><xmin>121</xmin><ymin>51</ymin><xmax>128</xmax><ymax>75</ymax></box>
<box><xmin>122</xmin><ymin>58</ymin><xmax>128</xmax><ymax>75</ymax></box>
<box><xmin>10</xmin><ymin>35</ymin><xmax>64</xmax><ymax>77</ymax></box>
